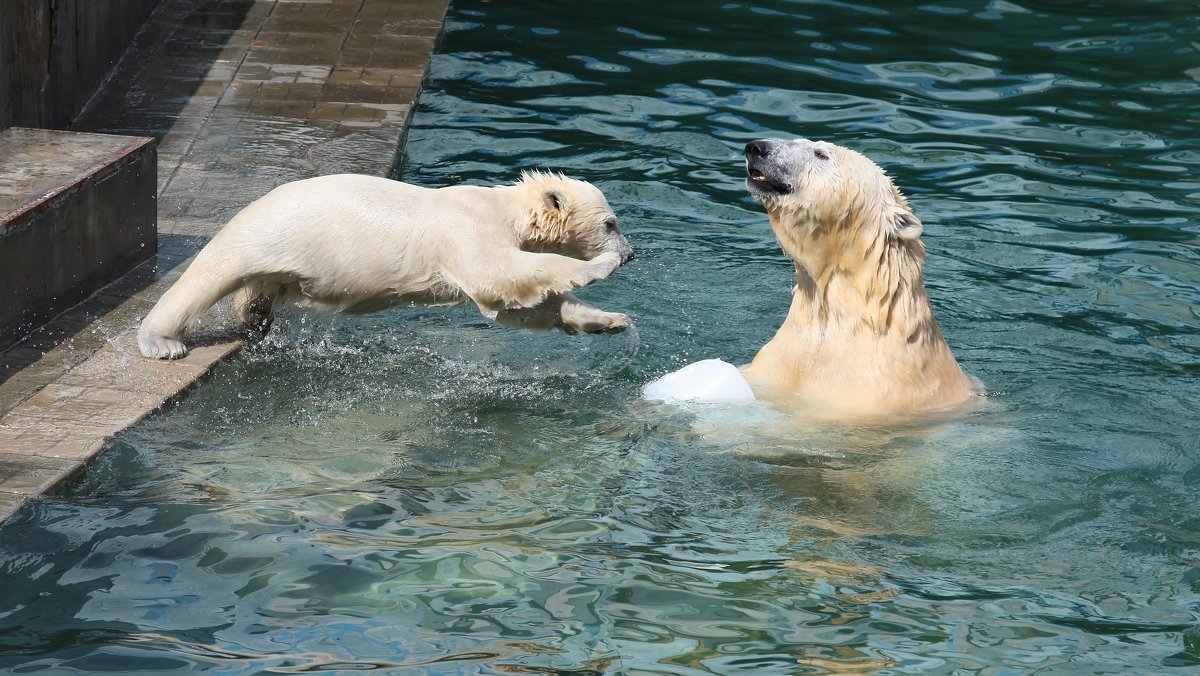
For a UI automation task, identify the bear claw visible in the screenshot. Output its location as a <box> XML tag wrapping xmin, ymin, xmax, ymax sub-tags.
<box><xmin>140</xmin><ymin>336</ymin><xmax>189</xmax><ymax>360</ymax></box>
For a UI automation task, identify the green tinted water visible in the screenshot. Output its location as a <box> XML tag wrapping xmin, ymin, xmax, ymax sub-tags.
<box><xmin>3</xmin><ymin>1</ymin><xmax>1200</xmax><ymax>672</ymax></box>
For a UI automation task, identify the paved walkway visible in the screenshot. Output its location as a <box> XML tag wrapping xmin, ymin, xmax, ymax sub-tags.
<box><xmin>0</xmin><ymin>0</ymin><xmax>449</xmax><ymax>521</ymax></box>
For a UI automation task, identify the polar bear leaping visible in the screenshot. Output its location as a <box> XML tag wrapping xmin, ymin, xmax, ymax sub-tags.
<box><xmin>138</xmin><ymin>172</ymin><xmax>635</xmax><ymax>359</ymax></box>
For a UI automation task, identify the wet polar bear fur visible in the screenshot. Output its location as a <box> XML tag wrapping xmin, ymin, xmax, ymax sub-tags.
<box><xmin>138</xmin><ymin>172</ymin><xmax>635</xmax><ymax>359</ymax></box>
<box><xmin>740</xmin><ymin>138</ymin><xmax>977</xmax><ymax>417</ymax></box>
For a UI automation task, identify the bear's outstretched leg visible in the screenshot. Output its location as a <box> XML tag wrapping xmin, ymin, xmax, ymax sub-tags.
<box><xmin>461</xmin><ymin>250</ymin><xmax>626</xmax><ymax>313</ymax></box>
<box><xmin>137</xmin><ymin>253</ymin><xmax>249</xmax><ymax>359</ymax></box>
<box><xmin>495</xmin><ymin>293</ymin><xmax>631</xmax><ymax>335</ymax></box>
<box><xmin>232</xmin><ymin>280</ymin><xmax>283</xmax><ymax>336</ymax></box>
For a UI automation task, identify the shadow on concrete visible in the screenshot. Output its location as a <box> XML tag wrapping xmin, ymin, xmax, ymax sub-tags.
<box><xmin>0</xmin><ymin>0</ymin><xmax>159</xmax><ymax>130</ymax></box>
<box><xmin>72</xmin><ymin>0</ymin><xmax>258</xmax><ymax>142</ymax></box>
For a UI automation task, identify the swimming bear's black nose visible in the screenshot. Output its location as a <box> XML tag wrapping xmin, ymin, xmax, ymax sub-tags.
<box><xmin>745</xmin><ymin>140</ymin><xmax>772</xmax><ymax>159</ymax></box>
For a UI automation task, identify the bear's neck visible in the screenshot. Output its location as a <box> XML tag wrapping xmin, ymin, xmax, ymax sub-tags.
<box><xmin>743</xmin><ymin>231</ymin><xmax>968</xmax><ymax>413</ymax></box>
<box><xmin>778</xmin><ymin>220</ymin><xmax>942</xmax><ymax>346</ymax></box>
<box><xmin>794</xmin><ymin>263</ymin><xmax>931</xmax><ymax>338</ymax></box>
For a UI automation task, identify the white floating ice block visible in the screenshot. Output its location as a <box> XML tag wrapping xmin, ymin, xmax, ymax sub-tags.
<box><xmin>642</xmin><ymin>359</ymin><xmax>757</xmax><ymax>403</ymax></box>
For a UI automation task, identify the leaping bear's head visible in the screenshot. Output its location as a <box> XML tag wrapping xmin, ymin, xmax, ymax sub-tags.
<box><xmin>744</xmin><ymin>138</ymin><xmax>925</xmax><ymax>274</ymax></box>
<box><xmin>519</xmin><ymin>171</ymin><xmax>634</xmax><ymax>265</ymax></box>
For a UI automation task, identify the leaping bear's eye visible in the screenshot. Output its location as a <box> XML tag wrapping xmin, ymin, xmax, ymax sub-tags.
<box><xmin>813</xmin><ymin>148</ymin><xmax>831</xmax><ymax>161</ymax></box>
<box><xmin>604</xmin><ymin>218</ymin><xmax>618</xmax><ymax>232</ymax></box>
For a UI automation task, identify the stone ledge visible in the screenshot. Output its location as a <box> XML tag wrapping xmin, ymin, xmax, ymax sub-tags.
<box><xmin>0</xmin><ymin>454</ymin><xmax>84</xmax><ymax>523</ymax></box>
<box><xmin>0</xmin><ymin>331</ymin><xmax>242</xmax><ymax>521</ymax></box>
<box><xmin>0</xmin><ymin>127</ymin><xmax>158</xmax><ymax>353</ymax></box>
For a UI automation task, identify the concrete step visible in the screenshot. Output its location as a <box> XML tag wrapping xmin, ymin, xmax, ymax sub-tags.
<box><xmin>0</xmin><ymin>127</ymin><xmax>157</xmax><ymax>352</ymax></box>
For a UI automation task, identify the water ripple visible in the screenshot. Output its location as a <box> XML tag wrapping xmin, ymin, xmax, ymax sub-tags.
<box><xmin>3</xmin><ymin>0</ymin><xmax>1200</xmax><ymax>673</ymax></box>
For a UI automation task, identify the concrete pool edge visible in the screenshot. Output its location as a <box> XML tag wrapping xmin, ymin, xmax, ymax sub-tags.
<box><xmin>0</xmin><ymin>0</ymin><xmax>451</xmax><ymax>523</ymax></box>
<box><xmin>0</xmin><ymin>258</ymin><xmax>247</xmax><ymax>521</ymax></box>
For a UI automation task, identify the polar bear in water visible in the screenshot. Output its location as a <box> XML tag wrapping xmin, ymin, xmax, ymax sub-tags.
<box><xmin>644</xmin><ymin>138</ymin><xmax>978</xmax><ymax>417</ymax></box>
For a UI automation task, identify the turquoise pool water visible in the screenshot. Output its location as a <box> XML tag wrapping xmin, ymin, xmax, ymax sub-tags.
<box><xmin>3</xmin><ymin>1</ymin><xmax>1200</xmax><ymax>672</ymax></box>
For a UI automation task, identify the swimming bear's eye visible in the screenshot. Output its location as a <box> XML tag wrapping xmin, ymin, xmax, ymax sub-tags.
<box><xmin>604</xmin><ymin>218</ymin><xmax>618</xmax><ymax>232</ymax></box>
<box><xmin>813</xmin><ymin>148</ymin><xmax>831</xmax><ymax>161</ymax></box>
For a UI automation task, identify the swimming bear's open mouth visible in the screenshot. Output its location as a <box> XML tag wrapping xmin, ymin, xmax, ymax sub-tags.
<box><xmin>747</xmin><ymin>166</ymin><xmax>791</xmax><ymax>195</ymax></box>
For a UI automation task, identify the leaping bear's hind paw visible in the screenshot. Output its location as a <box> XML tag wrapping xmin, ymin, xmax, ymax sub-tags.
<box><xmin>140</xmin><ymin>335</ymin><xmax>189</xmax><ymax>360</ymax></box>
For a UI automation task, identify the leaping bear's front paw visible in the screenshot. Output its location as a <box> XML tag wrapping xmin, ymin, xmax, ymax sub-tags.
<box><xmin>586</xmin><ymin>251</ymin><xmax>623</xmax><ymax>281</ymax></box>
<box><xmin>140</xmin><ymin>335</ymin><xmax>189</xmax><ymax>360</ymax></box>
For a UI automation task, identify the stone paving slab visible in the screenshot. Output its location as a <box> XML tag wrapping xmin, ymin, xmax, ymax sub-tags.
<box><xmin>0</xmin><ymin>335</ymin><xmax>242</xmax><ymax>471</ymax></box>
<box><xmin>0</xmin><ymin>455</ymin><xmax>83</xmax><ymax>523</ymax></box>
<box><xmin>0</xmin><ymin>0</ymin><xmax>448</xmax><ymax>523</ymax></box>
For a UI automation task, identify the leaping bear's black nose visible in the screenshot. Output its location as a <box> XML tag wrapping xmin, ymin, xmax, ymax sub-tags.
<box><xmin>745</xmin><ymin>140</ymin><xmax>772</xmax><ymax>159</ymax></box>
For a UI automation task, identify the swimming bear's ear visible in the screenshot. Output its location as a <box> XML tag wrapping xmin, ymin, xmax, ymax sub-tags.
<box><xmin>542</xmin><ymin>187</ymin><xmax>565</xmax><ymax>213</ymax></box>
<box><xmin>892</xmin><ymin>208</ymin><xmax>923</xmax><ymax>241</ymax></box>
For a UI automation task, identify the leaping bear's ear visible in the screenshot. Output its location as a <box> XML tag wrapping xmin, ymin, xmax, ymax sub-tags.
<box><xmin>892</xmin><ymin>209</ymin><xmax>923</xmax><ymax>241</ymax></box>
<box><xmin>542</xmin><ymin>188</ymin><xmax>566</xmax><ymax>213</ymax></box>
